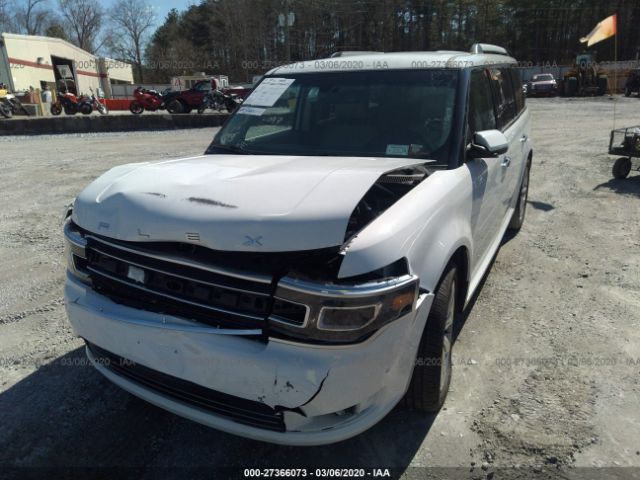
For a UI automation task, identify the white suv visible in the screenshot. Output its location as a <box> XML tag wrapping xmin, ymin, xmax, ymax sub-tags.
<box><xmin>64</xmin><ymin>43</ymin><xmax>532</xmax><ymax>445</ymax></box>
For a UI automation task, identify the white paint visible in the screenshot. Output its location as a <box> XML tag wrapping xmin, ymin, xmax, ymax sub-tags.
<box><xmin>72</xmin><ymin>155</ymin><xmax>422</xmax><ymax>252</ymax></box>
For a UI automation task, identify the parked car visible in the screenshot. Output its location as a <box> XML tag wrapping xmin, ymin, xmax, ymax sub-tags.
<box><xmin>162</xmin><ymin>79</ymin><xmax>216</xmax><ymax>113</ymax></box>
<box><xmin>527</xmin><ymin>73</ymin><xmax>558</xmax><ymax>96</ymax></box>
<box><xmin>624</xmin><ymin>68</ymin><xmax>640</xmax><ymax>97</ymax></box>
<box><xmin>64</xmin><ymin>43</ymin><xmax>532</xmax><ymax>445</ymax></box>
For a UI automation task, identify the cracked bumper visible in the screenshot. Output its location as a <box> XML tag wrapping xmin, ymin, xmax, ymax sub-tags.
<box><xmin>65</xmin><ymin>274</ymin><xmax>434</xmax><ymax>445</ymax></box>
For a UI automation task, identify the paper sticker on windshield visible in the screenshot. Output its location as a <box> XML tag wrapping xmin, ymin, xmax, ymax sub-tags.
<box><xmin>244</xmin><ymin>78</ymin><xmax>295</xmax><ymax>107</ymax></box>
<box><xmin>386</xmin><ymin>144</ymin><xmax>409</xmax><ymax>156</ymax></box>
<box><xmin>237</xmin><ymin>106</ymin><xmax>266</xmax><ymax>116</ymax></box>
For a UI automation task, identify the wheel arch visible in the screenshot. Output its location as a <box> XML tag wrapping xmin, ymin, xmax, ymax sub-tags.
<box><xmin>448</xmin><ymin>246</ymin><xmax>470</xmax><ymax>312</ymax></box>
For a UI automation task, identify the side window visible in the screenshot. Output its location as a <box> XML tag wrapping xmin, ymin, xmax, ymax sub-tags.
<box><xmin>489</xmin><ymin>68</ymin><xmax>516</xmax><ymax>129</ymax></box>
<box><xmin>468</xmin><ymin>69</ymin><xmax>497</xmax><ymax>136</ymax></box>
<box><xmin>510</xmin><ymin>69</ymin><xmax>525</xmax><ymax>114</ymax></box>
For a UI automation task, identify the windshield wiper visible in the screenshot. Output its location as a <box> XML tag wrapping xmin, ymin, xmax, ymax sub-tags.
<box><xmin>206</xmin><ymin>143</ymin><xmax>254</xmax><ymax>155</ymax></box>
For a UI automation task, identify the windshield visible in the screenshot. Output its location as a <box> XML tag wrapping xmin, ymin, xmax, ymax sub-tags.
<box><xmin>533</xmin><ymin>74</ymin><xmax>553</xmax><ymax>81</ymax></box>
<box><xmin>208</xmin><ymin>70</ymin><xmax>459</xmax><ymax>164</ymax></box>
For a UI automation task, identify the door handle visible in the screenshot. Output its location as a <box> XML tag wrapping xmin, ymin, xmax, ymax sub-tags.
<box><xmin>501</xmin><ymin>156</ymin><xmax>512</xmax><ymax>167</ymax></box>
<box><xmin>519</xmin><ymin>135</ymin><xmax>528</xmax><ymax>143</ymax></box>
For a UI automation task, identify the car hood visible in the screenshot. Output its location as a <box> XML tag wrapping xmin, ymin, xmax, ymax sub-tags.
<box><xmin>73</xmin><ymin>154</ymin><xmax>423</xmax><ymax>252</ymax></box>
<box><xmin>532</xmin><ymin>80</ymin><xmax>555</xmax><ymax>85</ymax></box>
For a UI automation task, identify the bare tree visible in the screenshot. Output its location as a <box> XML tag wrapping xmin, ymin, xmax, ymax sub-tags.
<box><xmin>16</xmin><ymin>0</ymin><xmax>48</xmax><ymax>35</ymax></box>
<box><xmin>58</xmin><ymin>0</ymin><xmax>102</xmax><ymax>52</ymax></box>
<box><xmin>0</xmin><ymin>0</ymin><xmax>16</xmax><ymax>33</ymax></box>
<box><xmin>109</xmin><ymin>0</ymin><xmax>154</xmax><ymax>82</ymax></box>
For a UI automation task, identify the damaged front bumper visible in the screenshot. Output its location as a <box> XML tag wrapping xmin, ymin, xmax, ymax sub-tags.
<box><xmin>65</xmin><ymin>274</ymin><xmax>434</xmax><ymax>445</ymax></box>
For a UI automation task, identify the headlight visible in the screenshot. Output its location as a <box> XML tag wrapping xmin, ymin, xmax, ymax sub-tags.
<box><xmin>64</xmin><ymin>217</ymin><xmax>91</xmax><ymax>285</ymax></box>
<box><xmin>269</xmin><ymin>267</ymin><xmax>419</xmax><ymax>344</ymax></box>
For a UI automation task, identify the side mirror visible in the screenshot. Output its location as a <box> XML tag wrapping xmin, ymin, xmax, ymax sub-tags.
<box><xmin>468</xmin><ymin>129</ymin><xmax>509</xmax><ymax>158</ymax></box>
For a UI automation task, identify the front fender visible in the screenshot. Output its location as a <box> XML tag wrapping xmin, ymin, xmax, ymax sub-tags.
<box><xmin>338</xmin><ymin>168</ymin><xmax>474</xmax><ymax>293</ymax></box>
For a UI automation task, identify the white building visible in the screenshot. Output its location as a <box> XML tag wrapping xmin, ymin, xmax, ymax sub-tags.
<box><xmin>0</xmin><ymin>33</ymin><xmax>134</xmax><ymax>97</ymax></box>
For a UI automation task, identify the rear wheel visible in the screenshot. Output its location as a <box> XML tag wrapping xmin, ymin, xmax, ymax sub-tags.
<box><xmin>50</xmin><ymin>104</ymin><xmax>62</xmax><ymax>115</ymax></box>
<box><xmin>403</xmin><ymin>266</ymin><xmax>457</xmax><ymax>412</ymax></box>
<box><xmin>612</xmin><ymin>157</ymin><xmax>632</xmax><ymax>179</ymax></box>
<box><xmin>509</xmin><ymin>161</ymin><xmax>531</xmax><ymax>231</ymax></box>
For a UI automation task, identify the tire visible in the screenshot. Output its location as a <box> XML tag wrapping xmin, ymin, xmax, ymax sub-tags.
<box><xmin>612</xmin><ymin>157</ymin><xmax>632</xmax><ymax>179</ymax></box>
<box><xmin>51</xmin><ymin>104</ymin><xmax>62</xmax><ymax>116</ymax></box>
<box><xmin>403</xmin><ymin>266</ymin><xmax>457</xmax><ymax>412</ymax></box>
<box><xmin>597</xmin><ymin>76</ymin><xmax>608</xmax><ymax>96</ymax></box>
<box><xmin>625</xmin><ymin>87</ymin><xmax>632</xmax><ymax>97</ymax></box>
<box><xmin>166</xmin><ymin>99</ymin><xmax>184</xmax><ymax>114</ymax></box>
<box><xmin>79</xmin><ymin>103</ymin><xmax>92</xmax><ymax>115</ymax></box>
<box><xmin>566</xmin><ymin>77</ymin><xmax>578</xmax><ymax>96</ymax></box>
<box><xmin>0</xmin><ymin>103</ymin><xmax>11</xmax><ymax>118</ymax></box>
<box><xmin>197</xmin><ymin>105</ymin><xmax>205</xmax><ymax>114</ymax></box>
<box><xmin>10</xmin><ymin>98</ymin><xmax>29</xmax><ymax>115</ymax></box>
<box><xmin>509</xmin><ymin>160</ymin><xmax>531</xmax><ymax>231</ymax></box>
<box><xmin>226</xmin><ymin>99</ymin><xmax>239</xmax><ymax>113</ymax></box>
<box><xmin>129</xmin><ymin>101</ymin><xmax>144</xmax><ymax>115</ymax></box>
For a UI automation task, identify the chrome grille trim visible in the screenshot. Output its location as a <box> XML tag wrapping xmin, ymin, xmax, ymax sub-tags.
<box><xmin>85</xmin><ymin>234</ymin><xmax>272</xmax><ymax>285</ymax></box>
<box><xmin>90</xmin><ymin>244</ymin><xmax>271</xmax><ymax>298</ymax></box>
<box><xmin>86</xmin><ymin>266</ymin><xmax>266</xmax><ymax>322</ymax></box>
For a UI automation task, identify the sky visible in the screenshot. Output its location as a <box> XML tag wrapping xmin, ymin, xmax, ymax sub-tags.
<box><xmin>99</xmin><ymin>0</ymin><xmax>194</xmax><ymax>29</ymax></box>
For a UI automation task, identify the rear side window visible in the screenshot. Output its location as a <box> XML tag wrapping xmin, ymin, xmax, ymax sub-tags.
<box><xmin>510</xmin><ymin>69</ymin><xmax>525</xmax><ymax>113</ymax></box>
<box><xmin>489</xmin><ymin>68</ymin><xmax>517</xmax><ymax>129</ymax></box>
<box><xmin>468</xmin><ymin>69</ymin><xmax>496</xmax><ymax>134</ymax></box>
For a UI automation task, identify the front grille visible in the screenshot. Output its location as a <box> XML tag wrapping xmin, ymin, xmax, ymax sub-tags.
<box><xmin>87</xmin><ymin>342</ymin><xmax>286</xmax><ymax>432</ymax></box>
<box><xmin>83</xmin><ymin>235</ymin><xmax>300</xmax><ymax>330</ymax></box>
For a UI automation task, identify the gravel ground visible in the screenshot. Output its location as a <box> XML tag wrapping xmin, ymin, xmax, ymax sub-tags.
<box><xmin>0</xmin><ymin>97</ymin><xmax>639</xmax><ymax>479</ymax></box>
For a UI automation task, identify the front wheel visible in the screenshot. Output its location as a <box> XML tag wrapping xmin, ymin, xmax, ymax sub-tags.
<box><xmin>403</xmin><ymin>266</ymin><xmax>457</xmax><ymax>412</ymax></box>
<box><xmin>509</xmin><ymin>161</ymin><xmax>531</xmax><ymax>231</ymax></box>
<box><xmin>129</xmin><ymin>101</ymin><xmax>144</xmax><ymax>115</ymax></box>
<box><xmin>166</xmin><ymin>99</ymin><xmax>184</xmax><ymax>114</ymax></box>
<box><xmin>79</xmin><ymin>103</ymin><xmax>93</xmax><ymax>115</ymax></box>
<box><xmin>612</xmin><ymin>157</ymin><xmax>632</xmax><ymax>179</ymax></box>
<box><xmin>0</xmin><ymin>103</ymin><xmax>12</xmax><ymax>118</ymax></box>
<box><xmin>51</xmin><ymin>104</ymin><xmax>62</xmax><ymax>116</ymax></box>
<box><xmin>225</xmin><ymin>99</ymin><xmax>240</xmax><ymax>113</ymax></box>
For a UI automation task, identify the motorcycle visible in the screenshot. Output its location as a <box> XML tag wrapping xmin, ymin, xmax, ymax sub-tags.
<box><xmin>0</xmin><ymin>84</ymin><xmax>30</xmax><ymax>117</ymax></box>
<box><xmin>1</xmin><ymin>94</ymin><xmax>30</xmax><ymax>116</ymax></box>
<box><xmin>129</xmin><ymin>87</ymin><xmax>168</xmax><ymax>114</ymax></box>
<box><xmin>197</xmin><ymin>89</ymin><xmax>243</xmax><ymax>114</ymax></box>
<box><xmin>51</xmin><ymin>91</ymin><xmax>93</xmax><ymax>115</ymax></box>
<box><xmin>89</xmin><ymin>88</ymin><xmax>108</xmax><ymax>114</ymax></box>
<box><xmin>0</xmin><ymin>101</ymin><xmax>11</xmax><ymax>118</ymax></box>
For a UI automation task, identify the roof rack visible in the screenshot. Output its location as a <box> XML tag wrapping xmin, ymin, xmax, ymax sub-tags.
<box><xmin>330</xmin><ymin>51</ymin><xmax>382</xmax><ymax>58</ymax></box>
<box><xmin>470</xmin><ymin>43</ymin><xmax>510</xmax><ymax>56</ymax></box>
